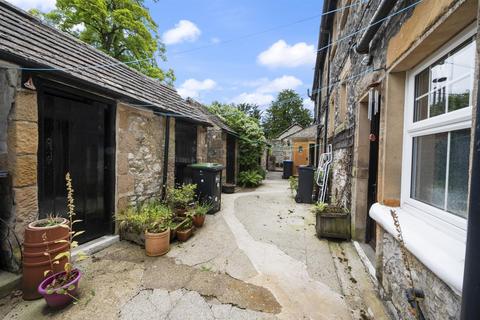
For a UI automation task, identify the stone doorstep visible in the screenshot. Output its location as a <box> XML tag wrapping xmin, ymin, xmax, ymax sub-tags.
<box><xmin>353</xmin><ymin>241</ymin><xmax>377</xmax><ymax>283</ymax></box>
<box><xmin>0</xmin><ymin>271</ymin><xmax>21</xmax><ymax>299</ymax></box>
<box><xmin>0</xmin><ymin>235</ymin><xmax>119</xmax><ymax>299</ymax></box>
<box><xmin>72</xmin><ymin>235</ymin><xmax>120</xmax><ymax>258</ymax></box>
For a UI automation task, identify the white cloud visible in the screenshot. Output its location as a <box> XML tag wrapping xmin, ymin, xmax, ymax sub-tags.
<box><xmin>177</xmin><ymin>78</ymin><xmax>216</xmax><ymax>99</ymax></box>
<box><xmin>162</xmin><ymin>20</ymin><xmax>201</xmax><ymax>45</ymax></box>
<box><xmin>257</xmin><ymin>75</ymin><xmax>302</xmax><ymax>93</ymax></box>
<box><xmin>211</xmin><ymin>37</ymin><xmax>220</xmax><ymax>44</ymax></box>
<box><xmin>231</xmin><ymin>92</ymin><xmax>274</xmax><ymax>106</ymax></box>
<box><xmin>7</xmin><ymin>0</ymin><xmax>56</xmax><ymax>11</ymax></box>
<box><xmin>231</xmin><ymin>75</ymin><xmax>302</xmax><ymax>106</ymax></box>
<box><xmin>258</xmin><ymin>40</ymin><xmax>316</xmax><ymax>68</ymax></box>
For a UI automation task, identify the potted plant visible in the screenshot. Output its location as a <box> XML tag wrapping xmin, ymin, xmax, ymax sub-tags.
<box><xmin>144</xmin><ymin>204</ymin><xmax>172</xmax><ymax>256</ymax></box>
<box><xmin>118</xmin><ymin>206</ymin><xmax>148</xmax><ymax>246</ymax></box>
<box><xmin>313</xmin><ymin>202</ymin><xmax>351</xmax><ymax>240</ymax></box>
<box><xmin>176</xmin><ymin>216</ymin><xmax>194</xmax><ymax>242</ymax></box>
<box><xmin>38</xmin><ymin>173</ymin><xmax>88</xmax><ymax>308</ymax></box>
<box><xmin>145</xmin><ymin>221</ymin><xmax>170</xmax><ymax>257</ymax></box>
<box><xmin>188</xmin><ymin>202</ymin><xmax>211</xmax><ymax>228</ymax></box>
<box><xmin>22</xmin><ymin>215</ymin><xmax>70</xmax><ymax>300</ymax></box>
<box><xmin>166</xmin><ymin>184</ymin><xmax>197</xmax><ymax>216</ymax></box>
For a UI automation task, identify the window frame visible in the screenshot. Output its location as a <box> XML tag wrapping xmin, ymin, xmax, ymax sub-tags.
<box><xmin>401</xmin><ymin>24</ymin><xmax>476</xmax><ymax>231</ymax></box>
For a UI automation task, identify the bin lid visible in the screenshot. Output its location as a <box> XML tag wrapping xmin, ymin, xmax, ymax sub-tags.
<box><xmin>283</xmin><ymin>160</ymin><xmax>293</xmax><ymax>163</ymax></box>
<box><xmin>298</xmin><ymin>165</ymin><xmax>315</xmax><ymax>171</ymax></box>
<box><xmin>188</xmin><ymin>163</ymin><xmax>224</xmax><ymax>171</ymax></box>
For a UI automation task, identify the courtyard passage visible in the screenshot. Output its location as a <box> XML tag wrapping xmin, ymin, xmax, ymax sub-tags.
<box><xmin>1</xmin><ymin>172</ymin><xmax>390</xmax><ymax>320</ymax></box>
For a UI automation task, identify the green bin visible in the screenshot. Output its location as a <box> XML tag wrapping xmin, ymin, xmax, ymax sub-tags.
<box><xmin>188</xmin><ymin>163</ymin><xmax>224</xmax><ymax>214</ymax></box>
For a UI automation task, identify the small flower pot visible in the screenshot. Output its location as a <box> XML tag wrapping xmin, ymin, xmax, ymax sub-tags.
<box><xmin>38</xmin><ymin>269</ymin><xmax>82</xmax><ymax>308</ymax></box>
<box><xmin>176</xmin><ymin>227</ymin><xmax>193</xmax><ymax>242</ymax></box>
<box><xmin>145</xmin><ymin>229</ymin><xmax>170</xmax><ymax>257</ymax></box>
<box><xmin>192</xmin><ymin>215</ymin><xmax>205</xmax><ymax>228</ymax></box>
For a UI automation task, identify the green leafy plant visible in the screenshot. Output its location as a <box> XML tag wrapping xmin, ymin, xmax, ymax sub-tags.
<box><xmin>188</xmin><ymin>202</ymin><xmax>212</xmax><ymax>217</ymax></box>
<box><xmin>35</xmin><ymin>214</ymin><xmax>64</xmax><ymax>227</ymax></box>
<box><xmin>166</xmin><ymin>184</ymin><xmax>197</xmax><ymax>209</ymax></box>
<box><xmin>42</xmin><ymin>173</ymin><xmax>88</xmax><ymax>302</ymax></box>
<box><xmin>289</xmin><ymin>176</ymin><xmax>298</xmax><ymax>196</ymax></box>
<box><xmin>311</xmin><ymin>202</ymin><xmax>345</xmax><ymax>215</ymax></box>
<box><xmin>29</xmin><ymin>0</ymin><xmax>175</xmax><ymax>84</ymax></box>
<box><xmin>238</xmin><ymin>170</ymin><xmax>263</xmax><ymax>188</ymax></box>
<box><xmin>119</xmin><ymin>200</ymin><xmax>173</xmax><ymax>234</ymax></box>
<box><xmin>208</xmin><ymin>102</ymin><xmax>266</xmax><ymax>172</ymax></box>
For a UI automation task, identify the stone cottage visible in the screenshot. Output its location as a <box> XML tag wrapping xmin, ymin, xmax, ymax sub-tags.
<box><xmin>187</xmin><ymin>98</ymin><xmax>239</xmax><ymax>188</ymax></box>
<box><xmin>312</xmin><ymin>0</ymin><xmax>479</xmax><ymax>318</ymax></box>
<box><xmin>0</xmin><ymin>1</ymin><xmax>212</xmax><ymax>271</ymax></box>
<box><xmin>269</xmin><ymin>124</ymin><xmax>303</xmax><ymax>170</ymax></box>
<box><xmin>288</xmin><ymin>124</ymin><xmax>317</xmax><ymax>175</ymax></box>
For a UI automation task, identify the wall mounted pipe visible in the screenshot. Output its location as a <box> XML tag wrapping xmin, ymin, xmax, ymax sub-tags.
<box><xmin>354</xmin><ymin>0</ymin><xmax>398</xmax><ymax>54</ymax></box>
<box><xmin>161</xmin><ymin>116</ymin><xmax>171</xmax><ymax>200</ymax></box>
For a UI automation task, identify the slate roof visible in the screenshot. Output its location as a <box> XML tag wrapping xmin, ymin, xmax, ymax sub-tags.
<box><xmin>187</xmin><ymin>98</ymin><xmax>236</xmax><ymax>135</ymax></box>
<box><xmin>0</xmin><ymin>0</ymin><xmax>210</xmax><ymax>125</ymax></box>
<box><xmin>288</xmin><ymin>124</ymin><xmax>317</xmax><ymax>140</ymax></box>
<box><xmin>275</xmin><ymin>123</ymin><xmax>304</xmax><ymax>140</ymax></box>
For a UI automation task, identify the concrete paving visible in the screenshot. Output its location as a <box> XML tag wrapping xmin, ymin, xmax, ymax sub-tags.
<box><xmin>0</xmin><ymin>173</ymin><xmax>390</xmax><ymax>320</ymax></box>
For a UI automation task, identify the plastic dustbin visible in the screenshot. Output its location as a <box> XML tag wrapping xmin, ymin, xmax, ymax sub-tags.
<box><xmin>282</xmin><ymin>160</ymin><xmax>293</xmax><ymax>179</ymax></box>
<box><xmin>295</xmin><ymin>165</ymin><xmax>315</xmax><ymax>204</ymax></box>
<box><xmin>188</xmin><ymin>163</ymin><xmax>224</xmax><ymax>214</ymax></box>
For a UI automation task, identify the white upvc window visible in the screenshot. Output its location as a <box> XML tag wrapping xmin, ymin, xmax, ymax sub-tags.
<box><xmin>402</xmin><ymin>25</ymin><xmax>476</xmax><ymax>231</ymax></box>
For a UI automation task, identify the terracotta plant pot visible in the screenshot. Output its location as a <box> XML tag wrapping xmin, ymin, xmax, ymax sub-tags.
<box><xmin>145</xmin><ymin>229</ymin><xmax>170</xmax><ymax>256</ymax></box>
<box><xmin>192</xmin><ymin>215</ymin><xmax>205</xmax><ymax>228</ymax></box>
<box><xmin>22</xmin><ymin>218</ymin><xmax>70</xmax><ymax>300</ymax></box>
<box><xmin>38</xmin><ymin>269</ymin><xmax>82</xmax><ymax>308</ymax></box>
<box><xmin>176</xmin><ymin>227</ymin><xmax>193</xmax><ymax>242</ymax></box>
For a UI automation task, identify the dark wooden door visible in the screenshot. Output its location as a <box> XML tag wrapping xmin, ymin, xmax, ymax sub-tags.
<box><xmin>38</xmin><ymin>88</ymin><xmax>115</xmax><ymax>243</ymax></box>
<box><xmin>366</xmin><ymin>98</ymin><xmax>381</xmax><ymax>248</ymax></box>
<box><xmin>175</xmin><ymin>120</ymin><xmax>197</xmax><ymax>185</ymax></box>
<box><xmin>226</xmin><ymin>134</ymin><xmax>236</xmax><ymax>184</ymax></box>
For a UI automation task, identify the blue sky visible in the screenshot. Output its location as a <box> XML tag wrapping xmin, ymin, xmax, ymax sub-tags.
<box><xmin>8</xmin><ymin>0</ymin><xmax>323</xmax><ymax>111</ymax></box>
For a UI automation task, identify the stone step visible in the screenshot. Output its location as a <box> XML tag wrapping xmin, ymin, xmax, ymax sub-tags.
<box><xmin>0</xmin><ymin>271</ymin><xmax>21</xmax><ymax>299</ymax></box>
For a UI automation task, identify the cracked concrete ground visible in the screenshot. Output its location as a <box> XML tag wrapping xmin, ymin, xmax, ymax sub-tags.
<box><xmin>0</xmin><ymin>172</ymin><xmax>390</xmax><ymax>320</ymax></box>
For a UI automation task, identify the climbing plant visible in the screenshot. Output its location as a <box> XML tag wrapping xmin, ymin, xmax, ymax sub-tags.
<box><xmin>208</xmin><ymin>102</ymin><xmax>266</xmax><ymax>173</ymax></box>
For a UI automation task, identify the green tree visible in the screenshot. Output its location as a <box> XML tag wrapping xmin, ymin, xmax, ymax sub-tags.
<box><xmin>208</xmin><ymin>102</ymin><xmax>266</xmax><ymax>172</ymax></box>
<box><xmin>262</xmin><ymin>89</ymin><xmax>312</xmax><ymax>139</ymax></box>
<box><xmin>236</xmin><ymin>103</ymin><xmax>262</xmax><ymax>121</ymax></box>
<box><xmin>29</xmin><ymin>0</ymin><xmax>174</xmax><ymax>84</ymax></box>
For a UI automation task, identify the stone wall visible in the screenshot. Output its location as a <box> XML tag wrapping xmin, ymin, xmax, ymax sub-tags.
<box><xmin>206</xmin><ymin>127</ymin><xmax>227</xmax><ymax>182</ymax></box>
<box><xmin>376</xmin><ymin>227</ymin><xmax>461</xmax><ymax>319</ymax></box>
<box><xmin>197</xmin><ymin>125</ymin><xmax>208</xmax><ymax>163</ymax></box>
<box><xmin>8</xmin><ymin>87</ymin><xmax>39</xmax><ymax>243</ymax></box>
<box><xmin>116</xmin><ymin>104</ymin><xmax>165</xmax><ymax>212</ymax></box>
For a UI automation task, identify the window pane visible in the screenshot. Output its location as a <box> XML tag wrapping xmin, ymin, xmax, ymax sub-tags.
<box><xmin>413</xmin><ymin>38</ymin><xmax>475</xmax><ymax>122</ymax></box>
<box><xmin>414</xmin><ymin>69</ymin><xmax>429</xmax><ymax>122</ymax></box>
<box><xmin>447</xmin><ymin>40</ymin><xmax>475</xmax><ymax>81</ymax></box>
<box><xmin>448</xmin><ymin>76</ymin><xmax>471</xmax><ymax>112</ymax></box>
<box><xmin>411</xmin><ymin>133</ymin><xmax>448</xmax><ymax>210</ymax></box>
<box><xmin>429</xmin><ymin>86</ymin><xmax>446</xmax><ymax>117</ymax></box>
<box><xmin>447</xmin><ymin>129</ymin><xmax>471</xmax><ymax>218</ymax></box>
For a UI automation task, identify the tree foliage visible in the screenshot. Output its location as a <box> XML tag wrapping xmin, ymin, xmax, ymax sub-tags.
<box><xmin>262</xmin><ymin>89</ymin><xmax>312</xmax><ymax>139</ymax></box>
<box><xmin>208</xmin><ymin>102</ymin><xmax>266</xmax><ymax>172</ymax></box>
<box><xmin>29</xmin><ymin>0</ymin><xmax>174</xmax><ymax>84</ymax></box>
<box><xmin>236</xmin><ymin>103</ymin><xmax>262</xmax><ymax>121</ymax></box>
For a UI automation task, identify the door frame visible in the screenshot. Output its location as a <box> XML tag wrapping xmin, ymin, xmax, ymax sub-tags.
<box><xmin>351</xmin><ymin>89</ymin><xmax>381</xmax><ymax>244</ymax></box>
<box><xmin>37</xmin><ymin>79</ymin><xmax>116</xmax><ymax>238</ymax></box>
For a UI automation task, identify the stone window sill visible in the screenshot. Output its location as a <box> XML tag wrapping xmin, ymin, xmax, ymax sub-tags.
<box><xmin>369</xmin><ymin>203</ymin><xmax>465</xmax><ymax>295</ymax></box>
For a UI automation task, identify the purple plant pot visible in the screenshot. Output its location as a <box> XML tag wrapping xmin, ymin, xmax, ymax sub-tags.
<box><xmin>38</xmin><ymin>269</ymin><xmax>82</xmax><ymax>308</ymax></box>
